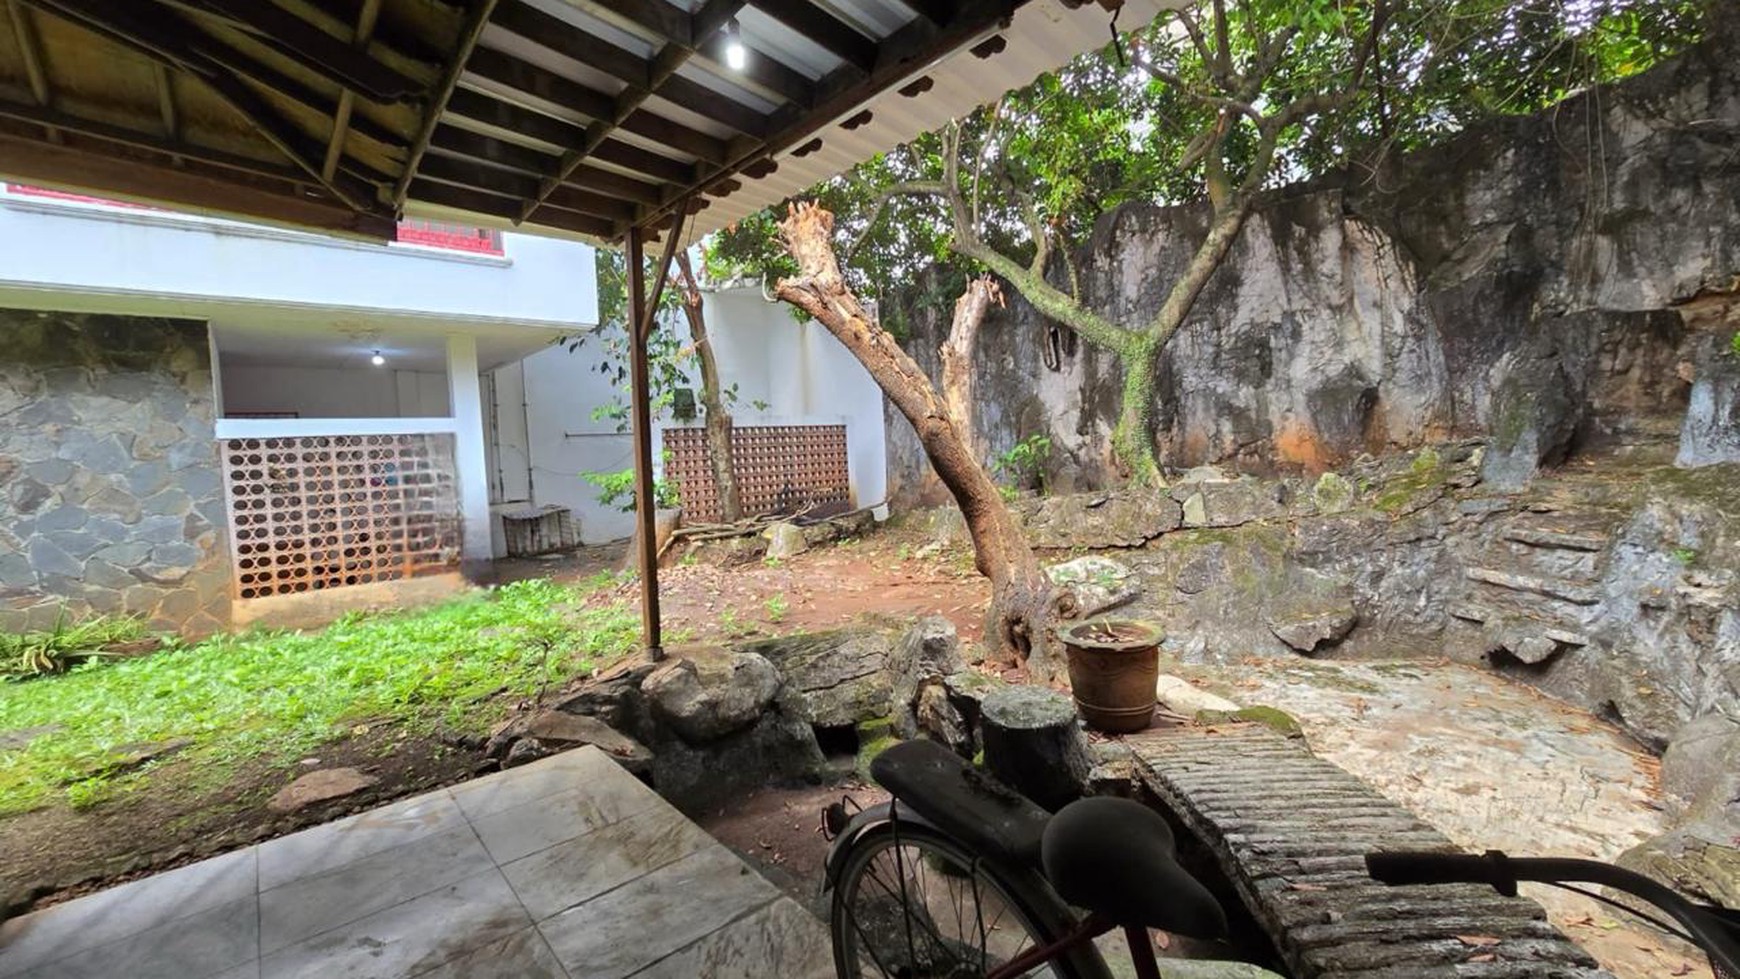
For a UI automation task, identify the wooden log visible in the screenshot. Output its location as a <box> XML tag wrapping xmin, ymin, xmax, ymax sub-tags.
<box><xmin>981</xmin><ymin>685</ymin><xmax>1092</xmax><ymax>813</ymax></box>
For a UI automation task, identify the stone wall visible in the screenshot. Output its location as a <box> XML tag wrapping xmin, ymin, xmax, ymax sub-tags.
<box><xmin>0</xmin><ymin>310</ymin><xmax>230</xmax><ymax>635</ymax></box>
<box><xmin>885</xmin><ymin>29</ymin><xmax>1740</xmax><ymax>505</ymax></box>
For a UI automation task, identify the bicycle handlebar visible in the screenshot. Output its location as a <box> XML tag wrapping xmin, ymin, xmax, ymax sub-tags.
<box><xmin>1365</xmin><ymin>850</ymin><xmax>1740</xmax><ymax>977</ymax></box>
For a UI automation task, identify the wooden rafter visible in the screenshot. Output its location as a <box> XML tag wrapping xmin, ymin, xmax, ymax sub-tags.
<box><xmin>490</xmin><ymin>0</ymin><xmax>771</xmax><ymax>137</ymax></box>
<box><xmin>392</xmin><ymin>0</ymin><xmax>498</xmax><ymax>209</ymax></box>
<box><xmin>752</xmin><ymin>0</ymin><xmax>876</xmax><ymax>73</ymax></box>
<box><xmin>0</xmin><ymin>96</ymin><xmax>304</xmax><ymax>181</ymax></box>
<box><xmin>24</xmin><ymin>0</ymin><xmax>383</xmax><ymax>213</ymax></box>
<box><xmin>515</xmin><ymin>0</ymin><xmax>747</xmax><ymax>223</ymax></box>
<box><xmin>179</xmin><ymin>0</ymin><xmax>420</xmax><ymax>103</ymax></box>
<box><xmin>444</xmin><ymin>88</ymin><xmax>697</xmax><ymax>185</ymax></box>
<box><xmin>321</xmin><ymin>0</ymin><xmax>382</xmax><ymax>184</ymax></box>
<box><xmin>0</xmin><ymin>128</ymin><xmax>395</xmax><ymax>237</ymax></box>
<box><xmin>630</xmin><ymin>0</ymin><xmax>1016</xmax><ymax>233</ymax></box>
<box><xmin>4</xmin><ymin>0</ymin><xmax>57</xmax><ymax>142</ymax></box>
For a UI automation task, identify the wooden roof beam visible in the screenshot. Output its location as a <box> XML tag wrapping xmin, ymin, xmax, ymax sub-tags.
<box><xmin>491</xmin><ymin>0</ymin><xmax>771</xmax><ymax>137</ymax></box>
<box><xmin>321</xmin><ymin>0</ymin><xmax>382</xmax><ymax>184</ymax></box>
<box><xmin>179</xmin><ymin>0</ymin><xmax>421</xmax><ymax>103</ymax></box>
<box><xmin>443</xmin><ymin>88</ymin><xmax>697</xmax><ymax>185</ymax></box>
<box><xmin>632</xmin><ymin>0</ymin><xmax>1017</xmax><ymax>232</ymax></box>
<box><xmin>517</xmin><ymin>0</ymin><xmax>744</xmax><ymax>224</ymax></box>
<box><xmin>0</xmin><ymin>128</ymin><xmax>395</xmax><ymax>238</ymax></box>
<box><xmin>4</xmin><ymin>0</ymin><xmax>58</xmax><ymax>143</ymax></box>
<box><xmin>429</xmin><ymin>125</ymin><xmax>667</xmax><ymax>204</ymax></box>
<box><xmin>750</xmin><ymin>0</ymin><xmax>876</xmax><ymax>73</ymax></box>
<box><xmin>464</xmin><ymin>47</ymin><xmax>728</xmax><ymax>164</ymax></box>
<box><xmin>0</xmin><ymin>96</ymin><xmax>306</xmax><ymax>182</ymax></box>
<box><xmin>582</xmin><ymin>0</ymin><xmax>815</xmax><ymax>109</ymax></box>
<box><xmin>27</xmin><ymin>0</ymin><xmax>384</xmax><ymax>213</ymax></box>
<box><xmin>393</xmin><ymin>0</ymin><xmax>498</xmax><ymax>209</ymax></box>
<box><xmin>411</xmin><ymin>177</ymin><xmax>613</xmax><ymax>238</ymax></box>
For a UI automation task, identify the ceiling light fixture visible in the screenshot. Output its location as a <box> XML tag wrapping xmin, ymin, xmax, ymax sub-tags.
<box><xmin>371</xmin><ymin>351</ymin><xmax>386</xmax><ymax>367</ymax></box>
<box><xmin>724</xmin><ymin>19</ymin><xmax>747</xmax><ymax>71</ymax></box>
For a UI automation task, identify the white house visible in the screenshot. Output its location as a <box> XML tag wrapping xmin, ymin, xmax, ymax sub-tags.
<box><xmin>0</xmin><ymin>183</ymin><xmax>597</xmax><ymax>633</ymax></box>
<box><xmin>0</xmin><ymin>185</ymin><xmax>889</xmax><ymax>635</ymax></box>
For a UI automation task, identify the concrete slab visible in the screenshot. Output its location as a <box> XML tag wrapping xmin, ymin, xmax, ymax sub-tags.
<box><xmin>0</xmin><ymin>747</ymin><xmax>834</xmax><ymax>979</ymax></box>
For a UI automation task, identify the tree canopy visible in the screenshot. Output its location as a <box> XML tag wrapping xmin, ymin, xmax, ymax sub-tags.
<box><xmin>708</xmin><ymin>0</ymin><xmax>1707</xmax><ymax>294</ymax></box>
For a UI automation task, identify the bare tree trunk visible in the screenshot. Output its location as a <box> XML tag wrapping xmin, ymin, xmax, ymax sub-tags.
<box><xmin>675</xmin><ymin>252</ymin><xmax>741</xmax><ymax>522</ymax></box>
<box><xmin>774</xmin><ymin>203</ymin><xmax>1068</xmax><ymax>680</ymax></box>
<box><xmin>940</xmin><ymin>275</ymin><xmax>1002</xmax><ymax>469</ymax></box>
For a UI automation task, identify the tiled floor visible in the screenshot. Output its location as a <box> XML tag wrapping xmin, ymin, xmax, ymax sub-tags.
<box><xmin>0</xmin><ymin>747</ymin><xmax>834</xmax><ymax>979</ymax></box>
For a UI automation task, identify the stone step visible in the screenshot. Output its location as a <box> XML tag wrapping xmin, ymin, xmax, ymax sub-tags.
<box><xmin>1464</xmin><ymin>567</ymin><xmax>1601</xmax><ymax>606</ymax></box>
<box><xmin>1501</xmin><ymin>526</ymin><xmax>1609</xmax><ymax>552</ymax></box>
<box><xmin>1127</xmin><ymin>725</ymin><xmax>1608</xmax><ymax>979</ymax></box>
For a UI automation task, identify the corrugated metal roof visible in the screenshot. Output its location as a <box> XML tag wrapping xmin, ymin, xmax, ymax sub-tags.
<box><xmin>685</xmin><ymin>0</ymin><xmax>1169</xmax><ymax>239</ymax></box>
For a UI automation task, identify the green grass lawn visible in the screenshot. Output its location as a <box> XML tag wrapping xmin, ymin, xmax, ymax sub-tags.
<box><xmin>0</xmin><ymin>578</ymin><xmax>638</xmax><ymax>816</ymax></box>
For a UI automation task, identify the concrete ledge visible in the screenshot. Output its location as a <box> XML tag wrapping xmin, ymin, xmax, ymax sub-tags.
<box><xmin>230</xmin><ymin>573</ymin><xmax>469</xmax><ymax>631</ymax></box>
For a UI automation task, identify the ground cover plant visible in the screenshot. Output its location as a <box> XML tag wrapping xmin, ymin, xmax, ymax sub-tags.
<box><xmin>0</xmin><ymin>578</ymin><xmax>636</xmax><ymax>816</ymax></box>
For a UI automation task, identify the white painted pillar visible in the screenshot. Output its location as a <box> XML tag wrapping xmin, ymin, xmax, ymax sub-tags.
<box><xmin>446</xmin><ymin>334</ymin><xmax>492</xmax><ymax>567</ymax></box>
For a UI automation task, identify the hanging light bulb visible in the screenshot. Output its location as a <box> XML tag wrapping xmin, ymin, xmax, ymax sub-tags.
<box><xmin>724</xmin><ymin>19</ymin><xmax>747</xmax><ymax>71</ymax></box>
<box><xmin>371</xmin><ymin>351</ymin><xmax>386</xmax><ymax>367</ymax></box>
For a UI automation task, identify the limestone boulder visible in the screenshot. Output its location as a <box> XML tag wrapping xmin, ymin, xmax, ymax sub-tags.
<box><xmin>1174</xmin><ymin>479</ymin><xmax>1287</xmax><ymax>529</ymax></box>
<box><xmin>648</xmin><ymin>688</ymin><xmax>825</xmax><ymax>812</ymax></box>
<box><xmin>642</xmin><ymin>650</ymin><xmax>781</xmax><ymax>744</ymax></box>
<box><xmin>738</xmin><ymin>625</ymin><xmax>899</xmax><ymax>727</ymax></box>
<box><xmin>763</xmin><ymin>522</ymin><xmax>808</xmax><ymax>561</ymax></box>
<box><xmin>1046</xmin><ymin>556</ymin><xmax>1141</xmax><ymax>619</ymax></box>
<box><xmin>1662</xmin><ymin>713</ymin><xmax>1740</xmax><ymax>822</ymax></box>
<box><xmin>1265</xmin><ymin>569</ymin><xmax>1359</xmax><ymax>653</ymax></box>
<box><xmin>1016</xmin><ymin>491</ymin><xmax>1180</xmax><ymax>549</ymax></box>
<box><xmin>486</xmin><ymin>709</ymin><xmax>653</xmax><ymax>776</ymax></box>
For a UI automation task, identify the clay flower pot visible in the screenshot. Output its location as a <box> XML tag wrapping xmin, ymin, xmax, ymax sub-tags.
<box><xmin>1058</xmin><ymin>619</ymin><xmax>1165</xmax><ymax>734</ymax></box>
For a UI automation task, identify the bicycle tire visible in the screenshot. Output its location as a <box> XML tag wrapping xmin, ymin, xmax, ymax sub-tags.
<box><xmin>830</xmin><ymin>820</ymin><xmax>1112</xmax><ymax>979</ymax></box>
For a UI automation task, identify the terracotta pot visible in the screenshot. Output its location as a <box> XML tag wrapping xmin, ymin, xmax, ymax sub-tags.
<box><xmin>1059</xmin><ymin>619</ymin><xmax>1164</xmax><ymax>733</ymax></box>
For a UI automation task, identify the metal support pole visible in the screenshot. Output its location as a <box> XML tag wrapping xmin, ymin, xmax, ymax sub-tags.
<box><xmin>626</xmin><ymin>225</ymin><xmax>663</xmax><ymax>658</ymax></box>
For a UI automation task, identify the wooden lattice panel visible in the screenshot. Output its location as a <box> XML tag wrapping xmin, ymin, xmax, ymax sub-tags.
<box><xmin>663</xmin><ymin>425</ymin><xmax>850</xmax><ymax>523</ymax></box>
<box><xmin>222</xmin><ymin>435</ymin><xmax>461</xmax><ymax>600</ymax></box>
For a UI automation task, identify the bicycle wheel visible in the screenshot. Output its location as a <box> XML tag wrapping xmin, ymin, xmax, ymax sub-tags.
<box><xmin>830</xmin><ymin>821</ymin><xmax>1108</xmax><ymax>979</ymax></box>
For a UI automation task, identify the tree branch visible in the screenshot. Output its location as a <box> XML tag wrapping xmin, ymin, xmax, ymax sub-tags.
<box><xmin>949</xmin><ymin>235</ymin><xmax>1132</xmax><ymax>355</ymax></box>
<box><xmin>846</xmin><ymin>180</ymin><xmax>949</xmax><ymax>260</ymax></box>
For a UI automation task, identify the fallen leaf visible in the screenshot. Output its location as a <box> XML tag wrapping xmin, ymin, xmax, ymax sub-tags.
<box><xmin>1455</xmin><ymin>935</ymin><xmax>1502</xmax><ymax>947</ymax></box>
<box><xmin>1153</xmin><ymin>931</ymin><xmax>1172</xmax><ymax>951</ymax></box>
<box><xmin>1286</xmin><ymin>881</ymin><xmax>1328</xmax><ymax>892</ymax></box>
<box><xmin>1468</xmin><ymin>953</ymin><xmax>1497</xmax><ymax>963</ymax></box>
<box><xmin>1670</xmin><ymin>963</ymin><xmax>1693</xmax><ymax>976</ymax></box>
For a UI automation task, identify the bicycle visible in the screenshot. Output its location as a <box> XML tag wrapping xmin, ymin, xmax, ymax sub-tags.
<box><xmin>822</xmin><ymin>738</ymin><xmax>1740</xmax><ymax>979</ymax></box>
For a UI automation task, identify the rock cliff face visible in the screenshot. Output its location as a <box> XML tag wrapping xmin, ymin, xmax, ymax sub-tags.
<box><xmin>885</xmin><ymin>30</ymin><xmax>1740</xmax><ymax>504</ymax></box>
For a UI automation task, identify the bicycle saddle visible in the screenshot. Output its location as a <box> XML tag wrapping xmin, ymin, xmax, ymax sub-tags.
<box><xmin>1042</xmin><ymin>796</ymin><xmax>1228</xmax><ymax>939</ymax></box>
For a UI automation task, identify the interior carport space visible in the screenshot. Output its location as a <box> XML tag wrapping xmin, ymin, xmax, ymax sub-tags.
<box><xmin>210</xmin><ymin>318</ymin><xmax>559</xmax><ymax>421</ymax></box>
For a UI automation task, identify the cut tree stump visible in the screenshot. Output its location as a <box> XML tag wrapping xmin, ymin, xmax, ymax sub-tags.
<box><xmin>981</xmin><ymin>685</ymin><xmax>1092</xmax><ymax>812</ymax></box>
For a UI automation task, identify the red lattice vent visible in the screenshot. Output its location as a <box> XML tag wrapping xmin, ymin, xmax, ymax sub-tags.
<box><xmin>663</xmin><ymin>425</ymin><xmax>851</xmax><ymax>524</ymax></box>
<box><xmin>222</xmin><ymin>435</ymin><xmax>461</xmax><ymax>600</ymax></box>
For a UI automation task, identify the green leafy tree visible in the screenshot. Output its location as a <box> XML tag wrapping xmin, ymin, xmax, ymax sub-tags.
<box><xmin>723</xmin><ymin>0</ymin><xmax>1702</xmax><ymax>484</ymax></box>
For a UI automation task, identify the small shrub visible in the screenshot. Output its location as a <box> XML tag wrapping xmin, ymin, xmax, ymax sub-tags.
<box><xmin>1730</xmin><ymin>331</ymin><xmax>1740</xmax><ymax>358</ymax></box>
<box><xmin>896</xmin><ymin>543</ymin><xmax>912</xmax><ymax>561</ymax></box>
<box><xmin>764</xmin><ymin>594</ymin><xmax>789</xmax><ymax>623</ymax></box>
<box><xmin>993</xmin><ymin>434</ymin><xmax>1052</xmax><ymax>492</ymax></box>
<box><xmin>1</xmin><ymin>611</ymin><xmax>150</xmax><ymax>680</ymax></box>
<box><xmin>1671</xmin><ymin>547</ymin><xmax>1697</xmax><ymax>565</ymax></box>
<box><xmin>581</xmin><ymin>468</ymin><xmax>679</xmax><ymax>512</ymax></box>
<box><xmin>762</xmin><ymin>554</ymin><xmax>782</xmax><ymax>569</ymax></box>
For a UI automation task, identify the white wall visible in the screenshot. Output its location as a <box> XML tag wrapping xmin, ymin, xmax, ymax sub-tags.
<box><xmin>221</xmin><ymin>365</ymin><xmax>449</xmax><ymax>418</ymax></box>
<box><xmin>492</xmin><ymin>281</ymin><xmax>889</xmax><ymax>547</ymax></box>
<box><xmin>0</xmin><ymin>187</ymin><xmax>596</xmax><ymax>330</ymax></box>
<box><xmin>488</xmin><ymin>343</ymin><xmax>636</xmax><ymax>546</ymax></box>
<box><xmin>690</xmin><ymin>286</ymin><xmax>889</xmax><ymax>513</ymax></box>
